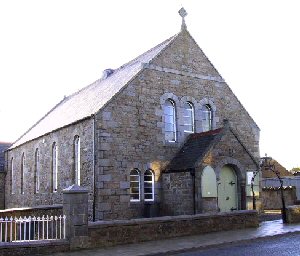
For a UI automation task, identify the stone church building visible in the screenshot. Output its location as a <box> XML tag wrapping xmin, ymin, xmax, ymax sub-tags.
<box><xmin>4</xmin><ymin>9</ymin><xmax>260</xmax><ymax>221</ymax></box>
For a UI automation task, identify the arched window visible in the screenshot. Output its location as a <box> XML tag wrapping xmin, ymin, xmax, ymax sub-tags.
<box><xmin>183</xmin><ymin>102</ymin><xmax>195</xmax><ymax>133</ymax></box>
<box><xmin>52</xmin><ymin>142</ymin><xmax>58</xmax><ymax>192</ymax></box>
<box><xmin>11</xmin><ymin>157</ymin><xmax>14</xmax><ymax>194</ymax></box>
<box><xmin>164</xmin><ymin>99</ymin><xmax>176</xmax><ymax>142</ymax></box>
<box><xmin>21</xmin><ymin>153</ymin><xmax>25</xmax><ymax>194</ymax></box>
<box><xmin>34</xmin><ymin>149</ymin><xmax>40</xmax><ymax>193</ymax></box>
<box><xmin>74</xmin><ymin>136</ymin><xmax>80</xmax><ymax>186</ymax></box>
<box><xmin>144</xmin><ymin>170</ymin><xmax>154</xmax><ymax>201</ymax></box>
<box><xmin>130</xmin><ymin>169</ymin><xmax>140</xmax><ymax>202</ymax></box>
<box><xmin>202</xmin><ymin>104</ymin><xmax>213</xmax><ymax>132</ymax></box>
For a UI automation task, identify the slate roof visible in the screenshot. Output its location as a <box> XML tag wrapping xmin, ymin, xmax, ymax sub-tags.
<box><xmin>166</xmin><ymin>128</ymin><xmax>222</xmax><ymax>172</ymax></box>
<box><xmin>11</xmin><ymin>34</ymin><xmax>178</xmax><ymax>149</ymax></box>
<box><xmin>0</xmin><ymin>142</ymin><xmax>11</xmax><ymax>171</ymax></box>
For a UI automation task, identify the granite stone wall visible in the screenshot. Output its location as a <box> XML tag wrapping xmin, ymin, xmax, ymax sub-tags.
<box><xmin>161</xmin><ymin>172</ymin><xmax>194</xmax><ymax>216</ymax></box>
<box><xmin>87</xmin><ymin>210</ymin><xmax>259</xmax><ymax>248</ymax></box>
<box><xmin>93</xmin><ymin>30</ymin><xmax>260</xmax><ymax>220</ymax></box>
<box><xmin>5</xmin><ymin>119</ymin><xmax>94</xmax><ymax>219</ymax></box>
<box><xmin>262</xmin><ymin>187</ymin><xmax>296</xmax><ymax>210</ymax></box>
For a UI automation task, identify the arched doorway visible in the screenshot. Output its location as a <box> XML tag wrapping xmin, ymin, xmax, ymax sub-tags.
<box><xmin>218</xmin><ymin>165</ymin><xmax>238</xmax><ymax>212</ymax></box>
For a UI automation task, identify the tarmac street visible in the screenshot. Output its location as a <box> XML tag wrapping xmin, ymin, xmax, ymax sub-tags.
<box><xmin>50</xmin><ymin>220</ymin><xmax>300</xmax><ymax>256</ymax></box>
<box><xmin>174</xmin><ymin>233</ymin><xmax>300</xmax><ymax>256</ymax></box>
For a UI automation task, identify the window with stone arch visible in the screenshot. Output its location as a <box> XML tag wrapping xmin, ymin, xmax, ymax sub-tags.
<box><xmin>183</xmin><ymin>101</ymin><xmax>195</xmax><ymax>133</ymax></box>
<box><xmin>202</xmin><ymin>104</ymin><xmax>213</xmax><ymax>132</ymax></box>
<box><xmin>74</xmin><ymin>135</ymin><xmax>81</xmax><ymax>186</ymax></box>
<box><xmin>130</xmin><ymin>169</ymin><xmax>140</xmax><ymax>202</ymax></box>
<box><xmin>144</xmin><ymin>169</ymin><xmax>154</xmax><ymax>201</ymax></box>
<box><xmin>34</xmin><ymin>148</ymin><xmax>40</xmax><ymax>193</ymax></box>
<box><xmin>21</xmin><ymin>153</ymin><xmax>25</xmax><ymax>194</ymax></box>
<box><xmin>51</xmin><ymin>142</ymin><xmax>58</xmax><ymax>193</ymax></box>
<box><xmin>164</xmin><ymin>99</ymin><xmax>177</xmax><ymax>142</ymax></box>
<box><xmin>11</xmin><ymin>157</ymin><xmax>15</xmax><ymax>194</ymax></box>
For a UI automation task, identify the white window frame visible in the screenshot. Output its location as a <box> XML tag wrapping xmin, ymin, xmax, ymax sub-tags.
<box><xmin>35</xmin><ymin>148</ymin><xmax>40</xmax><ymax>193</ymax></box>
<box><xmin>144</xmin><ymin>170</ymin><xmax>154</xmax><ymax>202</ymax></box>
<box><xmin>21</xmin><ymin>153</ymin><xmax>25</xmax><ymax>194</ymax></box>
<box><xmin>11</xmin><ymin>157</ymin><xmax>14</xmax><ymax>194</ymax></box>
<box><xmin>130</xmin><ymin>169</ymin><xmax>140</xmax><ymax>202</ymax></box>
<box><xmin>74</xmin><ymin>136</ymin><xmax>81</xmax><ymax>186</ymax></box>
<box><xmin>202</xmin><ymin>104</ymin><xmax>213</xmax><ymax>132</ymax></box>
<box><xmin>52</xmin><ymin>143</ymin><xmax>58</xmax><ymax>193</ymax></box>
<box><xmin>183</xmin><ymin>101</ymin><xmax>195</xmax><ymax>133</ymax></box>
<box><xmin>164</xmin><ymin>99</ymin><xmax>177</xmax><ymax>142</ymax></box>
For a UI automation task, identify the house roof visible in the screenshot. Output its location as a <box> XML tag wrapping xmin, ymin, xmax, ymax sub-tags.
<box><xmin>0</xmin><ymin>142</ymin><xmax>11</xmax><ymax>171</ymax></box>
<box><xmin>166</xmin><ymin>120</ymin><xmax>259</xmax><ymax>172</ymax></box>
<box><xmin>10</xmin><ymin>34</ymin><xmax>177</xmax><ymax>149</ymax></box>
<box><xmin>166</xmin><ymin>128</ymin><xmax>222</xmax><ymax>172</ymax></box>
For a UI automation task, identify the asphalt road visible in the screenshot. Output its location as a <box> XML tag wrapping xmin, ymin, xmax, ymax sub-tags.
<box><xmin>173</xmin><ymin>233</ymin><xmax>300</xmax><ymax>256</ymax></box>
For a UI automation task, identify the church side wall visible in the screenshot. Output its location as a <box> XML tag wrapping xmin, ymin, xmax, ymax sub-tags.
<box><xmin>5</xmin><ymin>118</ymin><xmax>94</xmax><ymax>218</ymax></box>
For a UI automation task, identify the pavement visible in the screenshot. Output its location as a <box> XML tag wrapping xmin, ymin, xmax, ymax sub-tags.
<box><xmin>53</xmin><ymin>219</ymin><xmax>300</xmax><ymax>256</ymax></box>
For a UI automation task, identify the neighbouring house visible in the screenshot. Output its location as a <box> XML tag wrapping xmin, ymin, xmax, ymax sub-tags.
<box><xmin>261</xmin><ymin>159</ymin><xmax>293</xmax><ymax>178</ymax></box>
<box><xmin>262</xmin><ymin>159</ymin><xmax>300</xmax><ymax>208</ymax></box>
<box><xmin>0</xmin><ymin>142</ymin><xmax>11</xmax><ymax>208</ymax></box>
<box><xmin>3</xmin><ymin>9</ymin><xmax>260</xmax><ymax>221</ymax></box>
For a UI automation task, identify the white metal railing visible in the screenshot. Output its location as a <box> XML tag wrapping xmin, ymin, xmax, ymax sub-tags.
<box><xmin>0</xmin><ymin>215</ymin><xmax>66</xmax><ymax>242</ymax></box>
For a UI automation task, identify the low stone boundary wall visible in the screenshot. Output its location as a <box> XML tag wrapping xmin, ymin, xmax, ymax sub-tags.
<box><xmin>0</xmin><ymin>204</ymin><xmax>63</xmax><ymax>219</ymax></box>
<box><xmin>0</xmin><ymin>240</ymin><xmax>69</xmax><ymax>256</ymax></box>
<box><xmin>286</xmin><ymin>205</ymin><xmax>300</xmax><ymax>223</ymax></box>
<box><xmin>261</xmin><ymin>186</ymin><xmax>296</xmax><ymax>210</ymax></box>
<box><xmin>87</xmin><ymin>210</ymin><xmax>258</xmax><ymax>248</ymax></box>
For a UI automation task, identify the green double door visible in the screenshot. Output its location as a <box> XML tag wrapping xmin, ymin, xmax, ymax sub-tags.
<box><xmin>218</xmin><ymin>166</ymin><xmax>238</xmax><ymax>212</ymax></box>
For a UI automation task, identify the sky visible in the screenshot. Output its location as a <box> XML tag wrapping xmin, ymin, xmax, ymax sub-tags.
<box><xmin>0</xmin><ymin>0</ymin><xmax>299</xmax><ymax>170</ymax></box>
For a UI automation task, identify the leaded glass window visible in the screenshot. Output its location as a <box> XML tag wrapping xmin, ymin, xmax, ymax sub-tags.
<box><xmin>183</xmin><ymin>102</ymin><xmax>195</xmax><ymax>133</ymax></box>
<box><xmin>164</xmin><ymin>99</ymin><xmax>176</xmax><ymax>141</ymax></box>
<box><xmin>130</xmin><ymin>169</ymin><xmax>140</xmax><ymax>201</ymax></box>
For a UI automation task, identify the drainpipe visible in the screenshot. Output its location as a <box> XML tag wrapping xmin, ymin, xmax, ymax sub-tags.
<box><xmin>92</xmin><ymin>115</ymin><xmax>96</xmax><ymax>221</ymax></box>
<box><xmin>189</xmin><ymin>168</ymin><xmax>196</xmax><ymax>214</ymax></box>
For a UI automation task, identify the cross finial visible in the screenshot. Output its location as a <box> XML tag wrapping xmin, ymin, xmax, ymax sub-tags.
<box><xmin>178</xmin><ymin>7</ymin><xmax>188</xmax><ymax>30</ymax></box>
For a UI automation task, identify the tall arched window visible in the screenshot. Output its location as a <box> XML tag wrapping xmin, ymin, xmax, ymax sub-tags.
<box><xmin>144</xmin><ymin>170</ymin><xmax>154</xmax><ymax>201</ymax></box>
<box><xmin>11</xmin><ymin>157</ymin><xmax>14</xmax><ymax>194</ymax></box>
<box><xmin>183</xmin><ymin>102</ymin><xmax>195</xmax><ymax>133</ymax></box>
<box><xmin>34</xmin><ymin>149</ymin><xmax>40</xmax><ymax>193</ymax></box>
<box><xmin>202</xmin><ymin>104</ymin><xmax>213</xmax><ymax>132</ymax></box>
<box><xmin>21</xmin><ymin>153</ymin><xmax>25</xmax><ymax>194</ymax></box>
<box><xmin>130</xmin><ymin>169</ymin><xmax>140</xmax><ymax>202</ymax></box>
<box><xmin>74</xmin><ymin>136</ymin><xmax>80</xmax><ymax>186</ymax></box>
<box><xmin>52</xmin><ymin>142</ymin><xmax>58</xmax><ymax>192</ymax></box>
<box><xmin>164</xmin><ymin>99</ymin><xmax>176</xmax><ymax>142</ymax></box>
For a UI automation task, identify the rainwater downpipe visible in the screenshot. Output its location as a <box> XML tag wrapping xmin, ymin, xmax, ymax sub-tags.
<box><xmin>189</xmin><ymin>168</ymin><xmax>196</xmax><ymax>214</ymax></box>
<box><xmin>92</xmin><ymin>115</ymin><xmax>96</xmax><ymax>221</ymax></box>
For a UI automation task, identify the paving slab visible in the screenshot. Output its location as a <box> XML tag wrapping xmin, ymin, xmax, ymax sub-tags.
<box><xmin>51</xmin><ymin>220</ymin><xmax>300</xmax><ymax>256</ymax></box>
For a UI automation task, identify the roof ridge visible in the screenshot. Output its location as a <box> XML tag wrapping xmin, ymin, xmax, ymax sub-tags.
<box><xmin>62</xmin><ymin>34</ymin><xmax>178</xmax><ymax>103</ymax></box>
<box><xmin>10</xmin><ymin>32</ymin><xmax>179</xmax><ymax>149</ymax></box>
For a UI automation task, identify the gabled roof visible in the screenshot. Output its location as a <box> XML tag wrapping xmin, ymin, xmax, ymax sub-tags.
<box><xmin>166</xmin><ymin>122</ymin><xmax>259</xmax><ymax>172</ymax></box>
<box><xmin>10</xmin><ymin>34</ymin><xmax>178</xmax><ymax>149</ymax></box>
<box><xmin>166</xmin><ymin>129</ymin><xmax>222</xmax><ymax>172</ymax></box>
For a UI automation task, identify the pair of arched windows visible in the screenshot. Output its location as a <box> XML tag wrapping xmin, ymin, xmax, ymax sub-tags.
<box><xmin>164</xmin><ymin>99</ymin><xmax>213</xmax><ymax>142</ymax></box>
<box><xmin>130</xmin><ymin>169</ymin><xmax>154</xmax><ymax>202</ymax></box>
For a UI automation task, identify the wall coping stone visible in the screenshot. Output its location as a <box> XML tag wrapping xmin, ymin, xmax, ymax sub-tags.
<box><xmin>0</xmin><ymin>204</ymin><xmax>63</xmax><ymax>213</ymax></box>
<box><xmin>63</xmin><ymin>184</ymin><xmax>89</xmax><ymax>194</ymax></box>
<box><xmin>89</xmin><ymin>210</ymin><xmax>257</xmax><ymax>228</ymax></box>
<box><xmin>0</xmin><ymin>239</ymin><xmax>69</xmax><ymax>249</ymax></box>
